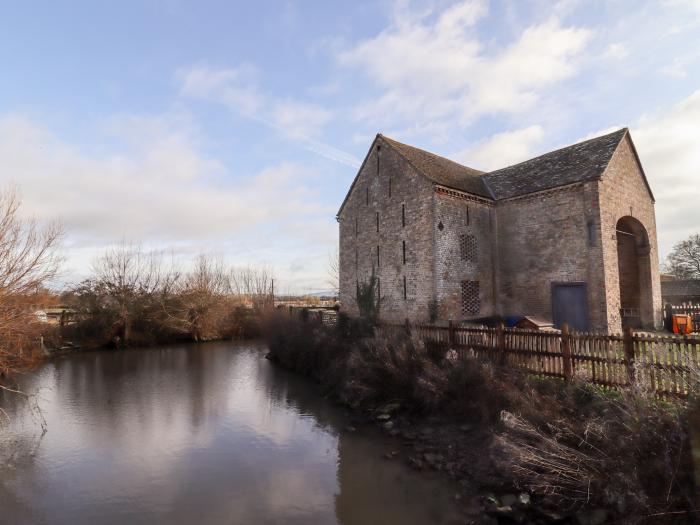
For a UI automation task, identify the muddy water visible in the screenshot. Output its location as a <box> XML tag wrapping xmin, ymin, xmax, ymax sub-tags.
<box><xmin>0</xmin><ymin>341</ymin><xmax>461</xmax><ymax>524</ymax></box>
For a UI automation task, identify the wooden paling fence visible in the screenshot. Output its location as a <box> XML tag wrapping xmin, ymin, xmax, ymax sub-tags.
<box><xmin>390</xmin><ymin>322</ymin><xmax>700</xmax><ymax>398</ymax></box>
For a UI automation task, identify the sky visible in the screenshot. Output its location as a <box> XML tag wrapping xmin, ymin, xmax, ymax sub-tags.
<box><xmin>1</xmin><ymin>0</ymin><xmax>700</xmax><ymax>294</ymax></box>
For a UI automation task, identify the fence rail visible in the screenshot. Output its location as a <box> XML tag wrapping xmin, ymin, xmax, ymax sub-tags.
<box><xmin>386</xmin><ymin>322</ymin><xmax>700</xmax><ymax>398</ymax></box>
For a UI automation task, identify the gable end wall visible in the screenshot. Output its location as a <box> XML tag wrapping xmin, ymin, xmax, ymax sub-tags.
<box><xmin>338</xmin><ymin>140</ymin><xmax>436</xmax><ymax>321</ymax></box>
<box><xmin>598</xmin><ymin>135</ymin><xmax>661</xmax><ymax>332</ymax></box>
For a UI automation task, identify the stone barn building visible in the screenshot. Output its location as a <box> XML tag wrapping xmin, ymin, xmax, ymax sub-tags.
<box><xmin>337</xmin><ymin>129</ymin><xmax>662</xmax><ymax>333</ymax></box>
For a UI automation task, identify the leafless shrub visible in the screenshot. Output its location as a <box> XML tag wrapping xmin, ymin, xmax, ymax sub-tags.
<box><xmin>493</xmin><ymin>378</ymin><xmax>694</xmax><ymax>519</ymax></box>
<box><xmin>0</xmin><ymin>187</ymin><xmax>62</xmax><ymax>377</ymax></box>
<box><xmin>160</xmin><ymin>255</ymin><xmax>238</xmax><ymax>341</ymax></box>
<box><xmin>327</xmin><ymin>246</ymin><xmax>339</xmax><ymax>295</ymax></box>
<box><xmin>496</xmin><ymin>411</ymin><xmax>603</xmax><ymax>501</ymax></box>
<box><xmin>91</xmin><ymin>242</ymin><xmax>163</xmax><ymax>345</ymax></box>
<box><xmin>229</xmin><ymin>265</ymin><xmax>274</xmax><ymax>310</ymax></box>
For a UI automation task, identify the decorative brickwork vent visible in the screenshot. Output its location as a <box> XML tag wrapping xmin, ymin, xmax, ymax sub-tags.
<box><xmin>459</xmin><ymin>234</ymin><xmax>478</xmax><ymax>262</ymax></box>
<box><xmin>461</xmin><ymin>280</ymin><xmax>480</xmax><ymax>316</ymax></box>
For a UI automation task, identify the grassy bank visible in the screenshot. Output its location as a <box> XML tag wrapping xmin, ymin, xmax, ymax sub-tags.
<box><xmin>265</xmin><ymin>311</ymin><xmax>697</xmax><ymax>524</ymax></box>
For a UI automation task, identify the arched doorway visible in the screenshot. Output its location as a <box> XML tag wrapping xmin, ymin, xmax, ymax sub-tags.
<box><xmin>616</xmin><ymin>216</ymin><xmax>653</xmax><ymax>329</ymax></box>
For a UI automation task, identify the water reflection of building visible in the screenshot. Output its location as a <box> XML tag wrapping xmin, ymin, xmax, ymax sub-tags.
<box><xmin>267</xmin><ymin>360</ymin><xmax>457</xmax><ymax>525</ymax></box>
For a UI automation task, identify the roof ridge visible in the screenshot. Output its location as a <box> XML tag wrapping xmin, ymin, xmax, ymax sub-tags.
<box><xmin>486</xmin><ymin>128</ymin><xmax>628</xmax><ymax>176</ymax></box>
<box><xmin>379</xmin><ymin>134</ymin><xmax>485</xmax><ymax>175</ymax></box>
<box><xmin>379</xmin><ymin>134</ymin><xmax>492</xmax><ymax>198</ymax></box>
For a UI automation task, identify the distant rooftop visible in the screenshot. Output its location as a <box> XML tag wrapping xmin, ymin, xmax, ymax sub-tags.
<box><xmin>661</xmin><ymin>279</ymin><xmax>700</xmax><ymax>298</ymax></box>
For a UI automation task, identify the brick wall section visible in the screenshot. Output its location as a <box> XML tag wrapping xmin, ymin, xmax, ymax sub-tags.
<box><xmin>598</xmin><ymin>135</ymin><xmax>662</xmax><ymax>331</ymax></box>
<box><xmin>495</xmin><ymin>183</ymin><xmax>608</xmax><ymax>330</ymax></box>
<box><xmin>338</xmin><ymin>137</ymin><xmax>436</xmax><ymax>322</ymax></box>
<box><xmin>434</xmin><ymin>191</ymin><xmax>496</xmax><ymax>320</ymax></box>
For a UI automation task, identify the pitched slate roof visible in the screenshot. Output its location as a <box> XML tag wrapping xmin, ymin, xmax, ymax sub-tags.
<box><xmin>482</xmin><ymin>128</ymin><xmax>628</xmax><ymax>200</ymax></box>
<box><xmin>337</xmin><ymin>128</ymin><xmax>644</xmax><ymax>217</ymax></box>
<box><xmin>661</xmin><ymin>279</ymin><xmax>700</xmax><ymax>298</ymax></box>
<box><xmin>380</xmin><ymin>135</ymin><xmax>492</xmax><ymax>199</ymax></box>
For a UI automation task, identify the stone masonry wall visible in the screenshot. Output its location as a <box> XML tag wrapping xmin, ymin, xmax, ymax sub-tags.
<box><xmin>338</xmin><ymin>137</ymin><xmax>436</xmax><ymax>322</ymax></box>
<box><xmin>597</xmin><ymin>135</ymin><xmax>662</xmax><ymax>331</ymax></box>
<box><xmin>339</xmin><ymin>133</ymin><xmax>660</xmax><ymax>333</ymax></box>
<box><xmin>434</xmin><ymin>190</ymin><xmax>496</xmax><ymax>320</ymax></box>
<box><xmin>495</xmin><ymin>182</ymin><xmax>608</xmax><ymax>330</ymax></box>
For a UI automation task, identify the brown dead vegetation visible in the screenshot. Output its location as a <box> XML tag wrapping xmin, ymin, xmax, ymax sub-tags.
<box><xmin>265</xmin><ymin>311</ymin><xmax>697</xmax><ymax>523</ymax></box>
<box><xmin>0</xmin><ymin>187</ymin><xmax>62</xmax><ymax>386</ymax></box>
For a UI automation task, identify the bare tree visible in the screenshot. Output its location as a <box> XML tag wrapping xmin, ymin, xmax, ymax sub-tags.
<box><xmin>0</xmin><ymin>187</ymin><xmax>62</xmax><ymax>382</ymax></box>
<box><xmin>91</xmin><ymin>243</ymin><xmax>162</xmax><ymax>345</ymax></box>
<box><xmin>666</xmin><ymin>234</ymin><xmax>700</xmax><ymax>279</ymax></box>
<box><xmin>161</xmin><ymin>255</ymin><xmax>232</xmax><ymax>341</ymax></box>
<box><xmin>327</xmin><ymin>246</ymin><xmax>339</xmax><ymax>295</ymax></box>
<box><xmin>229</xmin><ymin>265</ymin><xmax>274</xmax><ymax>310</ymax></box>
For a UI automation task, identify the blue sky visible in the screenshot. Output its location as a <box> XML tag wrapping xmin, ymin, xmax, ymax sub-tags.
<box><xmin>2</xmin><ymin>0</ymin><xmax>700</xmax><ymax>293</ymax></box>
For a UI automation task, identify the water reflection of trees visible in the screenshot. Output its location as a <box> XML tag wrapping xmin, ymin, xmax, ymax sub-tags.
<box><xmin>1</xmin><ymin>343</ymin><xmax>455</xmax><ymax>525</ymax></box>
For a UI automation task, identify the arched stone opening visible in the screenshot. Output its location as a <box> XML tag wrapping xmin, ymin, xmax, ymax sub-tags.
<box><xmin>616</xmin><ymin>216</ymin><xmax>653</xmax><ymax>329</ymax></box>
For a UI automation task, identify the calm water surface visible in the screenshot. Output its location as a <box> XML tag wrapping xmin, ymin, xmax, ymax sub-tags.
<box><xmin>0</xmin><ymin>341</ymin><xmax>461</xmax><ymax>524</ymax></box>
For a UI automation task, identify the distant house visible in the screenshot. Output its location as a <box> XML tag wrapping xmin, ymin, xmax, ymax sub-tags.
<box><xmin>337</xmin><ymin>129</ymin><xmax>662</xmax><ymax>333</ymax></box>
<box><xmin>661</xmin><ymin>279</ymin><xmax>700</xmax><ymax>305</ymax></box>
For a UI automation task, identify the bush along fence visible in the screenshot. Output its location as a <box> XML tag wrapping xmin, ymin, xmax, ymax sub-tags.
<box><xmin>382</xmin><ymin>322</ymin><xmax>700</xmax><ymax>398</ymax></box>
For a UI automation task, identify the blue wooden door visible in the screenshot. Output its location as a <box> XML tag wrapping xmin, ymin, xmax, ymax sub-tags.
<box><xmin>552</xmin><ymin>283</ymin><xmax>588</xmax><ymax>332</ymax></box>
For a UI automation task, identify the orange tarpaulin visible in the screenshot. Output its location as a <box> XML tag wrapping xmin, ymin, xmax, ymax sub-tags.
<box><xmin>672</xmin><ymin>314</ymin><xmax>693</xmax><ymax>334</ymax></box>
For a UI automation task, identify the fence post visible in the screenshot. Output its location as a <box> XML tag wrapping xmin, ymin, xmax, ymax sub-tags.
<box><xmin>689</xmin><ymin>398</ymin><xmax>700</xmax><ymax>508</ymax></box>
<box><xmin>448</xmin><ymin>320</ymin><xmax>456</xmax><ymax>349</ymax></box>
<box><xmin>561</xmin><ymin>323</ymin><xmax>572</xmax><ymax>382</ymax></box>
<box><xmin>497</xmin><ymin>322</ymin><xmax>506</xmax><ymax>365</ymax></box>
<box><xmin>623</xmin><ymin>326</ymin><xmax>635</xmax><ymax>386</ymax></box>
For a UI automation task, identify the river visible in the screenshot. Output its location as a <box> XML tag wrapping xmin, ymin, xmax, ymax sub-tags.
<box><xmin>0</xmin><ymin>341</ymin><xmax>462</xmax><ymax>524</ymax></box>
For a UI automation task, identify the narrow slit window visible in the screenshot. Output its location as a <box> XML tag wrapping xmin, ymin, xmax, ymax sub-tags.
<box><xmin>377</xmin><ymin>144</ymin><xmax>380</xmax><ymax>176</ymax></box>
<box><xmin>587</xmin><ymin>220</ymin><xmax>595</xmax><ymax>247</ymax></box>
<box><xmin>402</xmin><ymin>204</ymin><xmax>405</xmax><ymax>227</ymax></box>
<box><xmin>403</xmin><ymin>275</ymin><xmax>407</xmax><ymax>300</ymax></box>
<box><xmin>366</xmin><ymin>187</ymin><xmax>369</xmax><ymax>205</ymax></box>
<box><xmin>389</xmin><ymin>177</ymin><xmax>392</xmax><ymax>198</ymax></box>
<box><xmin>376</xmin><ymin>212</ymin><xmax>379</xmax><ymax>232</ymax></box>
<box><xmin>466</xmin><ymin>206</ymin><xmax>470</xmax><ymax>226</ymax></box>
<box><xmin>377</xmin><ymin>278</ymin><xmax>381</xmax><ymax>301</ymax></box>
<box><xmin>376</xmin><ymin>245</ymin><xmax>380</xmax><ymax>268</ymax></box>
<box><xmin>402</xmin><ymin>240</ymin><xmax>406</xmax><ymax>265</ymax></box>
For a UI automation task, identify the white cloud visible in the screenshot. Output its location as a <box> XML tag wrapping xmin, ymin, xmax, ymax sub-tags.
<box><xmin>177</xmin><ymin>65</ymin><xmax>360</xmax><ymax>167</ymax></box>
<box><xmin>453</xmin><ymin>125</ymin><xmax>545</xmax><ymax>171</ymax></box>
<box><xmin>339</xmin><ymin>1</ymin><xmax>591</xmax><ymax>136</ymax></box>
<box><xmin>631</xmin><ymin>90</ymin><xmax>700</xmax><ymax>257</ymax></box>
<box><xmin>179</xmin><ymin>63</ymin><xmax>263</xmax><ymax>114</ymax></box>
<box><xmin>603</xmin><ymin>42</ymin><xmax>630</xmax><ymax>60</ymax></box>
<box><xmin>660</xmin><ymin>56</ymin><xmax>692</xmax><ymax>78</ymax></box>
<box><xmin>662</xmin><ymin>0</ymin><xmax>700</xmax><ymax>13</ymax></box>
<box><xmin>0</xmin><ymin>114</ymin><xmax>335</xmax><ymax>290</ymax></box>
<box><xmin>271</xmin><ymin>99</ymin><xmax>333</xmax><ymax>139</ymax></box>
